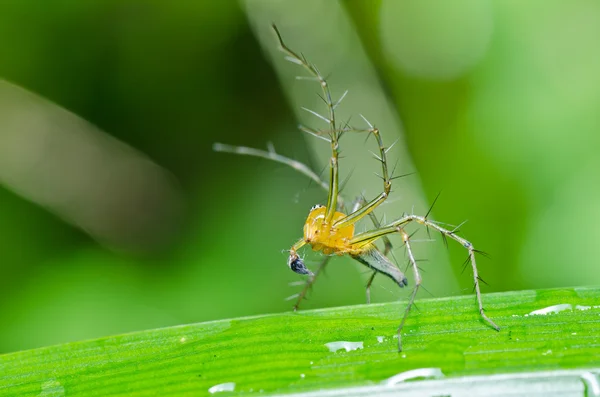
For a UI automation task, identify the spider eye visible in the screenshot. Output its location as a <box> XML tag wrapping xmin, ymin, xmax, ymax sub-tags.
<box><xmin>310</xmin><ymin>204</ymin><xmax>324</xmax><ymax>211</ymax></box>
<box><xmin>289</xmin><ymin>256</ymin><xmax>312</xmax><ymax>275</ymax></box>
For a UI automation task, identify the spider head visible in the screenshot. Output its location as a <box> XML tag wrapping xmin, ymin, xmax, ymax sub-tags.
<box><xmin>288</xmin><ymin>252</ymin><xmax>313</xmax><ymax>276</ymax></box>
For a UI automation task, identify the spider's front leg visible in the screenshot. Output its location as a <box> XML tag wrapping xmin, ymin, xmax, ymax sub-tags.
<box><xmin>334</xmin><ymin>121</ymin><xmax>392</xmax><ymax>229</ymax></box>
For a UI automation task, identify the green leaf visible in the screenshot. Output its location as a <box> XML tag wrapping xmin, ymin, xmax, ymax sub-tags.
<box><xmin>1</xmin><ymin>287</ymin><xmax>599</xmax><ymax>396</ymax></box>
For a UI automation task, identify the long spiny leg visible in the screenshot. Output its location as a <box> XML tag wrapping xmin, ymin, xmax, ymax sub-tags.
<box><xmin>365</xmin><ymin>271</ymin><xmax>377</xmax><ymax>304</ymax></box>
<box><xmin>213</xmin><ymin>143</ymin><xmax>328</xmax><ymax>192</ymax></box>
<box><xmin>349</xmin><ymin>195</ymin><xmax>396</xmax><ymax>304</ymax></box>
<box><xmin>334</xmin><ymin>115</ymin><xmax>392</xmax><ymax>228</ymax></box>
<box><xmin>293</xmin><ymin>256</ymin><xmax>331</xmax><ymax>311</ymax></box>
<box><xmin>349</xmin><ymin>196</ymin><xmax>379</xmax><ymax>304</ymax></box>
<box><xmin>271</xmin><ymin>25</ymin><xmax>341</xmax><ymax>224</ymax></box>
<box><xmin>350</xmin><ymin>214</ymin><xmax>500</xmax><ymax>335</ymax></box>
<box><xmin>397</xmin><ymin>229</ymin><xmax>421</xmax><ymax>352</ymax></box>
<box><xmin>365</xmin><ymin>212</ymin><xmax>397</xmax><ymax>303</ymax></box>
<box><xmin>414</xmin><ymin>216</ymin><xmax>499</xmax><ymax>332</ymax></box>
<box><xmin>212</xmin><ymin>143</ymin><xmax>348</xmax><ymax>210</ymax></box>
<box><xmin>367</xmin><ymin>214</ymin><xmax>394</xmax><ymax>304</ymax></box>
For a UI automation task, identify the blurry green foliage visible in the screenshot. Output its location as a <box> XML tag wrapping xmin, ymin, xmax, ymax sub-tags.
<box><xmin>0</xmin><ymin>0</ymin><xmax>599</xmax><ymax>354</ymax></box>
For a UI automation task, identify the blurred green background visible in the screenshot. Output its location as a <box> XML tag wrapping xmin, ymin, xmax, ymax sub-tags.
<box><xmin>0</xmin><ymin>0</ymin><xmax>599</xmax><ymax>354</ymax></box>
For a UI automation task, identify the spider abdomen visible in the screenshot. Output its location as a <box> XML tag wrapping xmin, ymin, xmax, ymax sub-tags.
<box><xmin>303</xmin><ymin>206</ymin><xmax>355</xmax><ymax>255</ymax></box>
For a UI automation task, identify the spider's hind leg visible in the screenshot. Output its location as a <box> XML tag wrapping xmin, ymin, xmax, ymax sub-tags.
<box><xmin>350</xmin><ymin>195</ymin><xmax>397</xmax><ymax>305</ymax></box>
<box><xmin>350</xmin><ymin>213</ymin><xmax>500</xmax><ymax>352</ymax></box>
<box><xmin>397</xmin><ymin>229</ymin><xmax>422</xmax><ymax>352</ymax></box>
<box><xmin>365</xmin><ymin>271</ymin><xmax>377</xmax><ymax>305</ymax></box>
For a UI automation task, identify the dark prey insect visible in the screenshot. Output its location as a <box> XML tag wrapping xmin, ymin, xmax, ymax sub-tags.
<box><xmin>214</xmin><ymin>25</ymin><xmax>500</xmax><ymax>351</ymax></box>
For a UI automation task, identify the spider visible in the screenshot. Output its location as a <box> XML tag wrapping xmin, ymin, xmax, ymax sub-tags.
<box><xmin>214</xmin><ymin>25</ymin><xmax>499</xmax><ymax>351</ymax></box>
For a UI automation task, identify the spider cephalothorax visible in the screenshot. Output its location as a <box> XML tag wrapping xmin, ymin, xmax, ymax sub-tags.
<box><xmin>214</xmin><ymin>24</ymin><xmax>499</xmax><ymax>351</ymax></box>
<box><xmin>302</xmin><ymin>205</ymin><xmax>354</xmax><ymax>255</ymax></box>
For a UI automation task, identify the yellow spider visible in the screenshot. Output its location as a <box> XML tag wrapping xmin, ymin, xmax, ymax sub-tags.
<box><xmin>214</xmin><ymin>25</ymin><xmax>499</xmax><ymax>351</ymax></box>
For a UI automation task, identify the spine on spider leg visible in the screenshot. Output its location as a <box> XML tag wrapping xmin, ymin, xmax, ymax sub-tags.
<box><xmin>351</xmin><ymin>245</ymin><xmax>408</xmax><ymax>288</ymax></box>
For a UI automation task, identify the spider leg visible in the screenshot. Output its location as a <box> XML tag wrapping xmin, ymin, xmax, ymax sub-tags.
<box><xmin>334</xmin><ymin>120</ymin><xmax>391</xmax><ymax>228</ymax></box>
<box><xmin>293</xmin><ymin>256</ymin><xmax>331</xmax><ymax>311</ymax></box>
<box><xmin>350</xmin><ymin>194</ymin><xmax>394</xmax><ymax>256</ymax></box>
<box><xmin>365</xmin><ymin>271</ymin><xmax>377</xmax><ymax>304</ymax></box>
<box><xmin>350</xmin><ymin>196</ymin><xmax>377</xmax><ymax>304</ymax></box>
<box><xmin>397</xmin><ymin>229</ymin><xmax>421</xmax><ymax>352</ymax></box>
<box><xmin>213</xmin><ymin>143</ymin><xmax>329</xmax><ymax>192</ymax></box>
<box><xmin>272</xmin><ymin>25</ymin><xmax>341</xmax><ymax>224</ymax></box>
<box><xmin>350</xmin><ymin>214</ymin><xmax>500</xmax><ymax>351</ymax></box>
<box><xmin>350</xmin><ymin>194</ymin><xmax>396</xmax><ymax>304</ymax></box>
<box><xmin>212</xmin><ymin>143</ymin><xmax>349</xmax><ymax>213</ymax></box>
<box><xmin>323</xmin><ymin>137</ymin><xmax>340</xmax><ymax>224</ymax></box>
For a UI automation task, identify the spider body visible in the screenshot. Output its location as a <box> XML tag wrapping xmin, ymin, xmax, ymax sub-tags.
<box><xmin>291</xmin><ymin>203</ymin><xmax>409</xmax><ymax>290</ymax></box>
<box><xmin>214</xmin><ymin>24</ymin><xmax>499</xmax><ymax>352</ymax></box>
<box><xmin>303</xmin><ymin>205</ymin><xmax>354</xmax><ymax>256</ymax></box>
